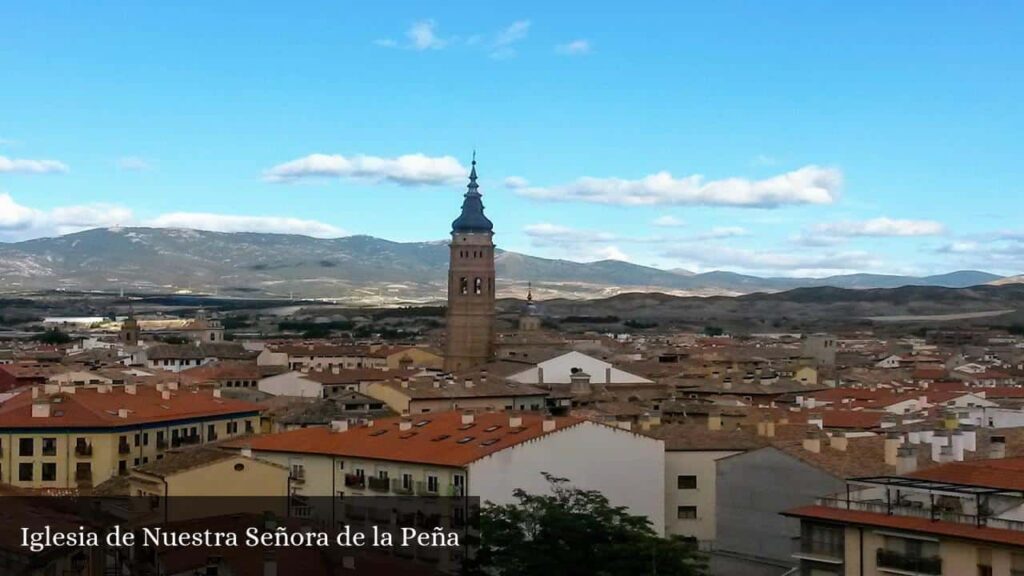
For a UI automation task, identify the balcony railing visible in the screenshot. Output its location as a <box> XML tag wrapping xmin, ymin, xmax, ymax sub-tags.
<box><xmin>344</xmin><ymin>474</ymin><xmax>366</xmax><ymax>489</ymax></box>
<box><xmin>876</xmin><ymin>549</ymin><xmax>942</xmax><ymax>575</ymax></box>
<box><xmin>416</xmin><ymin>481</ymin><xmax>439</xmax><ymax>496</ymax></box>
<box><xmin>75</xmin><ymin>444</ymin><xmax>93</xmax><ymax>457</ymax></box>
<box><xmin>368</xmin><ymin>476</ymin><xmax>390</xmax><ymax>492</ymax></box>
<box><xmin>817</xmin><ymin>496</ymin><xmax>1024</xmax><ymax>532</ymax></box>
<box><xmin>392</xmin><ymin>479</ymin><xmax>414</xmax><ymax>495</ymax></box>
<box><xmin>118</xmin><ymin>442</ymin><xmax>131</xmax><ymax>454</ymax></box>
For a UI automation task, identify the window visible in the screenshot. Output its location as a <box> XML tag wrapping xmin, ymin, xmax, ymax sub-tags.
<box><xmin>378</xmin><ymin>470</ymin><xmax>389</xmax><ymax>480</ymax></box>
<box><xmin>41</xmin><ymin>437</ymin><xmax>57</xmax><ymax>456</ymax></box>
<box><xmin>801</xmin><ymin>522</ymin><xmax>844</xmax><ymax>559</ymax></box>
<box><xmin>19</xmin><ymin>438</ymin><xmax>33</xmax><ymax>457</ymax></box>
<box><xmin>459</xmin><ymin>277</ymin><xmax>468</xmax><ymax>295</ymax></box>
<box><xmin>474</xmin><ymin>277</ymin><xmax>482</xmax><ymax>295</ymax></box>
<box><xmin>427</xmin><ymin>475</ymin><xmax>439</xmax><ymax>493</ymax></box>
<box><xmin>41</xmin><ymin>463</ymin><xmax>56</xmax><ymax>482</ymax></box>
<box><xmin>118</xmin><ymin>460</ymin><xmax>127</xmax><ymax>475</ymax></box>
<box><xmin>676</xmin><ymin>506</ymin><xmax>697</xmax><ymax>519</ymax></box>
<box><xmin>402</xmin><ymin>473</ymin><xmax>413</xmax><ymax>490</ymax></box>
<box><xmin>677</xmin><ymin>475</ymin><xmax>697</xmax><ymax>490</ymax></box>
<box><xmin>18</xmin><ymin>462</ymin><xmax>33</xmax><ymax>482</ymax></box>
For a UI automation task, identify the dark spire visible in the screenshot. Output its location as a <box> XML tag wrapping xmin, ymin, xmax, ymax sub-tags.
<box><xmin>451</xmin><ymin>153</ymin><xmax>494</xmax><ymax>233</ymax></box>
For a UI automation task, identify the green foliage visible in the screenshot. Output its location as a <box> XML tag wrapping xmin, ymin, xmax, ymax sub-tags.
<box><xmin>1008</xmin><ymin>324</ymin><xmax>1024</xmax><ymax>336</ymax></box>
<box><xmin>624</xmin><ymin>319</ymin><xmax>659</xmax><ymax>330</ymax></box>
<box><xmin>278</xmin><ymin>320</ymin><xmax>354</xmax><ymax>334</ymax></box>
<box><xmin>33</xmin><ymin>328</ymin><xmax>73</xmax><ymax>345</ymax></box>
<box><xmin>477</xmin><ymin>474</ymin><xmax>707</xmax><ymax>576</ymax></box>
<box><xmin>562</xmin><ymin>315</ymin><xmax>621</xmax><ymax>324</ymax></box>
<box><xmin>156</xmin><ymin>334</ymin><xmax>190</xmax><ymax>345</ymax></box>
<box><xmin>702</xmin><ymin>325</ymin><xmax>724</xmax><ymax>336</ymax></box>
<box><xmin>371</xmin><ymin>306</ymin><xmax>445</xmax><ymax>320</ymax></box>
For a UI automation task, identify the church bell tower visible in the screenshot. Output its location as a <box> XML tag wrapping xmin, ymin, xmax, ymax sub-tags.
<box><xmin>444</xmin><ymin>154</ymin><xmax>496</xmax><ymax>372</ymax></box>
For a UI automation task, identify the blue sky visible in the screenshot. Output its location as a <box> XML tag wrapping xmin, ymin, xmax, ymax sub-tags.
<box><xmin>2</xmin><ymin>1</ymin><xmax>1023</xmax><ymax>277</ymax></box>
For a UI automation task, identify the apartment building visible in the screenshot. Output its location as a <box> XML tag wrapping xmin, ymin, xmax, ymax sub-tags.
<box><xmin>227</xmin><ymin>410</ymin><xmax>666</xmax><ymax>534</ymax></box>
<box><xmin>366</xmin><ymin>373</ymin><xmax>549</xmax><ymax>414</ymax></box>
<box><xmin>785</xmin><ymin>457</ymin><xmax>1024</xmax><ymax>576</ymax></box>
<box><xmin>257</xmin><ymin>344</ymin><xmax>388</xmax><ymax>371</ymax></box>
<box><xmin>0</xmin><ymin>383</ymin><xmax>261</xmax><ymax>490</ymax></box>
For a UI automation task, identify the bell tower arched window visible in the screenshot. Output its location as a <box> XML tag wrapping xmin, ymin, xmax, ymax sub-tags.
<box><xmin>460</xmin><ymin>277</ymin><xmax>468</xmax><ymax>295</ymax></box>
<box><xmin>474</xmin><ymin>277</ymin><xmax>483</xmax><ymax>295</ymax></box>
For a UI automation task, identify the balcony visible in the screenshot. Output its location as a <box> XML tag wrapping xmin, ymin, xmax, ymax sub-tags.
<box><xmin>817</xmin><ymin>496</ymin><xmax>1024</xmax><ymax>532</ymax></box>
<box><xmin>391</xmin><ymin>479</ymin><xmax>414</xmax><ymax>495</ymax></box>
<box><xmin>180</xmin><ymin>434</ymin><xmax>200</xmax><ymax>446</ymax></box>
<box><xmin>416</xmin><ymin>481</ymin><xmax>439</xmax><ymax>496</ymax></box>
<box><xmin>367</xmin><ymin>476</ymin><xmax>390</xmax><ymax>492</ymax></box>
<box><xmin>75</xmin><ymin>444</ymin><xmax>93</xmax><ymax>457</ymax></box>
<box><xmin>876</xmin><ymin>549</ymin><xmax>941</xmax><ymax>575</ymax></box>
<box><xmin>291</xmin><ymin>469</ymin><xmax>306</xmax><ymax>484</ymax></box>
<box><xmin>118</xmin><ymin>442</ymin><xmax>131</xmax><ymax>455</ymax></box>
<box><xmin>344</xmin><ymin>474</ymin><xmax>366</xmax><ymax>489</ymax></box>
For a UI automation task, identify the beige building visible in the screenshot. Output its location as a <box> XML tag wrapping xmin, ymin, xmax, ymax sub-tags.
<box><xmin>0</xmin><ymin>384</ymin><xmax>261</xmax><ymax>491</ymax></box>
<box><xmin>367</xmin><ymin>372</ymin><xmax>548</xmax><ymax>415</ymax></box>
<box><xmin>786</xmin><ymin>457</ymin><xmax>1024</xmax><ymax>576</ymax></box>
<box><xmin>444</xmin><ymin>157</ymin><xmax>496</xmax><ymax>372</ymax></box>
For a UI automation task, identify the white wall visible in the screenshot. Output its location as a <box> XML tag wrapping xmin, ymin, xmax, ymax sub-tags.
<box><xmin>258</xmin><ymin>371</ymin><xmax>323</xmax><ymax>398</ymax></box>
<box><xmin>468</xmin><ymin>421</ymin><xmax>665</xmax><ymax>535</ymax></box>
<box><xmin>664</xmin><ymin>449</ymin><xmax>741</xmax><ymax>544</ymax></box>
<box><xmin>508</xmin><ymin>351</ymin><xmax>652</xmax><ymax>385</ymax></box>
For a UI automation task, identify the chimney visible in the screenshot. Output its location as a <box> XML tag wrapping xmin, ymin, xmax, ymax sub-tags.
<box><xmin>944</xmin><ymin>411</ymin><xmax>959</xmax><ymax>430</ymax></box>
<box><xmin>803</xmin><ymin>429</ymin><xmax>821</xmax><ymax>453</ymax></box>
<box><xmin>707</xmin><ymin>412</ymin><xmax>722</xmax><ymax>431</ymax></box>
<box><xmin>399</xmin><ymin>417</ymin><xmax>412</xmax><ymax>431</ymax></box>
<box><xmin>543</xmin><ymin>415</ymin><xmax>556</xmax><ymax>432</ymax></box>
<box><xmin>765</xmin><ymin>420</ymin><xmax>776</xmax><ymax>437</ymax></box>
<box><xmin>830</xmin><ymin>432</ymin><xmax>849</xmax><ymax>452</ymax></box>
<box><xmin>464</xmin><ymin>379</ymin><xmax>475</xmax><ymax>389</ymax></box>
<box><xmin>605</xmin><ymin>366</ymin><xmax>612</xmax><ymax>384</ymax></box>
<box><xmin>808</xmin><ymin>414</ymin><xmax>824</xmax><ymax>429</ymax></box>
<box><xmin>907</xmin><ymin>431</ymin><xmax>921</xmax><ymax>444</ymax></box>
<box><xmin>616</xmin><ymin>420</ymin><xmax>632</xmax><ymax>431</ymax></box>
<box><xmin>930</xmin><ymin>430</ymin><xmax>949</xmax><ymax>462</ymax></box>
<box><xmin>938</xmin><ymin>445</ymin><xmax>954</xmax><ymax>463</ymax></box>
<box><xmin>162</xmin><ymin>390</ymin><xmax>171</xmax><ymax>400</ymax></box>
<box><xmin>880</xmin><ymin>414</ymin><xmax>898</xmax><ymax>429</ymax></box>
<box><xmin>330</xmin><ymin>420</ymin><xmax>349</xmax><ymax>433</ymax></box>
<box><xmin>480</xmin><ymin>369</ymin><xmax>488</xmax><ymax>384</ymax></box>
<box><xmin>44</xmin><ymin>383</ymin><xmax>59</xmax><ymax>395</ymax></box>
<box><xmin>430</xmin><ymin>377</ymin><xmax>439</xmax><ymax>389</ymax></box>
<box><xmin>213</xmin><ymin>389</ymin><xmax>222</xmax><ymax>398</ymax></box>
<box><xmin>537</xmin><ymin>367</ymin><xmax>544</xmax><ymax>385</ymax></box>
<box><xmin>962</xmin><ymin>424</ymin><xmax>977</xmax><ymax>452</ymax></box>
<box><xmin>331</xmin><ymin>365</ymin><xmax>340</xmax><ymax>374</ymax></box>
<box><xmin>884</xmin><ymin>432</ymin><xmax>901</xmax><ymax>465</ymax></box>
<box><xmin>461</xmin><ymin>411</ymin><xmax>475</xmax><ymax>425</ymax></box>
<box><xmin>31</xmin><ymin>386</ymin><xmax>40</xmax><ymax>399</ymax></box>
<box><xmin>950</xmin><ymin>430</ymin><xmax>965</xmax><ymax>461</ymax></box>
<box><xmin>508</xmin><ymin>413</ymin><xmax>523</xmax><ymax>428</ymax></box>
<box><xmin>806</xmin><ymin>397</ymin><xmax>816</xmax><ymax>409</ymax></box>
<box><xmin>31</xmin><ymin>399</ymin><xmax>51</xmax><ymax>418</ymax></box>
<box><xmin>990</xmin><ymin>435</ymin><xmax>1007</xmax><ymax>459</ymax></box>
<box><xmin>241</xmin><ymin>446</ymin><xmax>253</xmax><ymax>458</ymax></box>
<box><xmin>118</xmin><ymin>408</ymin><xmax>129</xmax><ymax>419</ymax></box>
<box><xmin>168</xmin><ymin>381</ymin><xmax>179</xmax><ymax>391</ymax></box>
<box><xmin>919</xmin><ymin>429</ymin><xmax>934</xmax><ymax>444</ymax></box>
<box><xmin>897</xmin><ymin>445</ymin><xmax>918</xmax><ymax>474</ymax></box>
<box><xmin>125</xmin><ymin>384</ymin><xmax>137</xmax><ymax>395</ymax></box>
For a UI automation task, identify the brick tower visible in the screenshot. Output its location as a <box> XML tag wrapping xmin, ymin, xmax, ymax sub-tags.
<box><xmin>444</xmin><ymin>154</ymin><xmax>495</xmax><ymax>372</ymax></box>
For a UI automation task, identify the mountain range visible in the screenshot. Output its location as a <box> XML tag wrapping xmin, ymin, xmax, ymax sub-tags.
<box><xmin>0</xmin><ymin>227</ymin><xmax>1014</xmax><ymax>303</ymax></box>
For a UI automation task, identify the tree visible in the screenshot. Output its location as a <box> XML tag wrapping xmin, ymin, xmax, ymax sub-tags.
<box><xmin>702</xmin><ymin>325</ymin><xmax>724</xmax><ymax>337</ymax></box>
<box><xmin>477</xmin><ymin>474</ymin><xmax>707</xmax><ymax>576</ymax></box>
<box><xmin>33</xmin><ymin>328</ymin><xmax>72</xmax><ymax>345</ymax></box>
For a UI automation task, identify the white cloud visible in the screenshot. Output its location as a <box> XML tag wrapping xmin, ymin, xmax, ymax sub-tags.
<box><xmin>264</xmin><ymin>153</ymin><xmax>467</xmax><ymax>185</ymax></box>
<box><xmin>0</xmin><ymin>193</ymin><xmax>345</xmax><ymax>241</ymax></box>
<box><xmin>813</xmin><ymin>217</ymin><xmax>945</xmax><ymax>237</ymax></box>
<box><xmin>117</xmin><ymin>156</ymin><xmax>153</xmax><ymax>171</ymax></box>
<box><xmin>556</xmin><ymin>39</ymin><xmax>591</xmax><ymax>55</ymax></box>
<box><xmin>516</xmin><ymin>165</ymin><xmax>842</xmax><ymax>208</ymax></box>
<box><xmin>665</xmin><ymin>243</ymin><xmax>882</xmax><ymax>276</ymax></box>
<box><xmin>147</xmin><ymin>213</ymin><xmax>344</xmax><ymax>238</ymax></box>
<box><xmin>523</xmin><ymin>223</ymin><xmax>616</xmax><ymax>243</ymax></box>
<box><xmin>0</xmin><ymin>155</ymin><xmax>69</xmax><ymax>174</ymax></box>
<box><xmin>522</xmin><ymin>223</ymin><xmax>632</xmax><ymax>262</ymax></box>
<box><xmin>695</xmin><ymin>226</ymin><xmax>748</xmax><ymax>240</ymax></box>
<box><xmin>0</xmin><ymin>193</ymin><xmax>133</xmax><ymax>238</ymax></box>
<box><xmin>0</xmin><ymin>193</ymin><xmax>39</xmax><ymax>230</ymax></box>
<box><xmin>653</xmin><ymin>215</ymin><xmax>685</xmax><ymax>227</ymax></box>
<box><xmin>504</xmin><ymin>176</ymin><xmax>529</xmax><ymax>189</ymax></box>
<box><xmin>490</xmin><ymin>20</ymin><xmax>530</xmax><ymax>58</ymax></box>
<box><xmin>751</xmin><ymin>154</ymin><xmax>777</xmax><ymax>167</ymax></box>
<box><xmin>408</xmin><ymin>20</ymin><xmax>446</xmax><ymax>50</ymax></box>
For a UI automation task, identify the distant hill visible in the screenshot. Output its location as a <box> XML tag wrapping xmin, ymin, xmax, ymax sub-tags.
<box><xmin>0</xmin><ymin>227</ymin><xmax>1011</xmax><ymax>302</ymax></box>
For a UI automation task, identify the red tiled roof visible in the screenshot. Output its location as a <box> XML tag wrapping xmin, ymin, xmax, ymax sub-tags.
<box><xmin>0</xmin><ymin>386</ymin><xmax>261</xmax><ymax>429</ymax></box>
<box><xmin>907</xmin><ymin>457</ymin><xmax>1024</xmax><ymax>492</ymax></box>
<box><xmin>226</xmin><ymin>411</ymin><xmax>583</xmax><ymax>468</ymax></box>
<box><xmin>784</xmin><ymin>505</ymin><xmax>1024</xmax><ymax>547</ymax></box>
